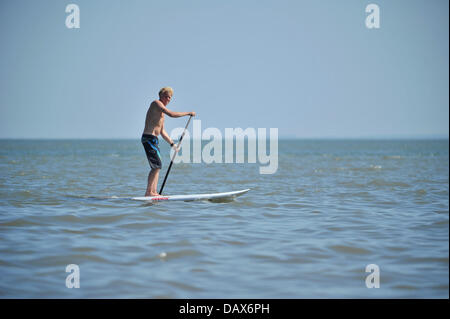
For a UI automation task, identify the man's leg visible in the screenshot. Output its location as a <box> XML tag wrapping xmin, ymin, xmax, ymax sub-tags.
<box><xmin>145</xmin><ymin>170</ymin><xmax>153</xmax><ymax>196</ymax></box>
<box><xmin>151</xmin><ymin>168</ymin><xmax>160</xmax><ymax>195</ymax></box>
<box><xmin>145</xmin><ymin>168</ymin><xmax>160</xmax><ymax>196</ymax></box>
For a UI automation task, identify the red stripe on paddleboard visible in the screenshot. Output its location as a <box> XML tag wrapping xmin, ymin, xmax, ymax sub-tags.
<box><xmin>152</xmin><ymin>197</ymin><xmax>169</xmax><ymax>201</ymax></box>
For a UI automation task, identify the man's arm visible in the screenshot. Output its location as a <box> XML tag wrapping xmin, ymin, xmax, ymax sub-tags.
<box><xmin>160</xmin><ymin>126</ymin><xmax>175</xmax><ymax>146</ymax></box>
<box><xmin>155</xmin><ymin>100</ymin><xmax>195</xmax><ymax>118</ymax></box>
<box><xmin>161</xmin><ymin>126</ymin><xmax>181</xmax><ymax>152</ymax></box>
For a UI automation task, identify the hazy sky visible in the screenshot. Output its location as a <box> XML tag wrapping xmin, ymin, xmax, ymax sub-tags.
<box><xmin>0</xmin><ymin>0</ymin><xmax>448</xmax><ymax>139</ymax></box>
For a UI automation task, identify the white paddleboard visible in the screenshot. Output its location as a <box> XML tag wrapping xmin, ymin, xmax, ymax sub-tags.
<box><xmin>132</xmin><ymin>189</ymin><xmax>250</xmax><ymax>202</ymax></box>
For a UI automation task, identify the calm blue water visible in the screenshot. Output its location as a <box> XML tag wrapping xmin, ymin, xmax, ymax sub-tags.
<box><xmin>0</xmin><ymin>139</ymin><xmax>448</xmax><ymax>298</ymax></box>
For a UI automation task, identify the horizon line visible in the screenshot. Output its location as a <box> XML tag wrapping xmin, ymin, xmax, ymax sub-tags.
<box><xmin>0</xmin><ymin>135</ymin><xmax>448</xmax><ymax>141</ymax></box>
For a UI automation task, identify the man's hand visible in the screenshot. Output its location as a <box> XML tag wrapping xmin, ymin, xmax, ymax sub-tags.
<box><xmin>171</xmin><ymin>144</ymin><xmax>180</xmax><ymax>153</ymax></box>
<box><xmin>189</xmin><ymin>111</ymin><xmax>196</xmax><ymax>117</ymax></box>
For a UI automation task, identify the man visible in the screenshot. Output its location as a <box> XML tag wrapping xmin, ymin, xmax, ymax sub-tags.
<box><xmin>141</xmin><ymin>87</ymin><xmax>195</xmax><ymax>196</ymax></box>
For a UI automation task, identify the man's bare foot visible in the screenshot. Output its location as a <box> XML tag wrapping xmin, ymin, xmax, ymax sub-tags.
<box><xmin>144</xmin><ymin>192</ymin><xmax>160</xmax><ymax>197</ymax></box>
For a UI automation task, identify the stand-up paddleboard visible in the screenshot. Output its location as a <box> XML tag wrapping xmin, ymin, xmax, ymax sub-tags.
<box><xmin>132</xmin><ymin>189</ymin><xmax>250</xmax><ymax>202</ymax></box>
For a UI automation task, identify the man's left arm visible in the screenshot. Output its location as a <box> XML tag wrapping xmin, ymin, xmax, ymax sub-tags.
<box><xmin>161</xmin><ymin>129</ymin><xmax>174</xmax><ymax>146</ymax></box>
<box><xmin>160</xmin><ymin>124</ymin><xmax>178</xmax><ymax>151</ymax></box>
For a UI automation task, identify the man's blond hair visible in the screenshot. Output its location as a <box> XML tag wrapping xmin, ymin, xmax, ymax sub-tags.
<box><xmin>159</xmin><ymin>87</ymin><xmax>173</xmax><ymax>98</ymax></box>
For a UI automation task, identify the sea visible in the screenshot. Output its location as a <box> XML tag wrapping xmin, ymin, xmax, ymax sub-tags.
<box><xmin>0</xmin><ymin>139</ymin><xmax>448</xmax><ymax>298</ymax></box>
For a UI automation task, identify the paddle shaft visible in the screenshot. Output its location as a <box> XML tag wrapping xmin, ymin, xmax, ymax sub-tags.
<box><xmin>159</xmin><ymin>115</ymin><xmax>193</xmax><ymax>195</ymax></box>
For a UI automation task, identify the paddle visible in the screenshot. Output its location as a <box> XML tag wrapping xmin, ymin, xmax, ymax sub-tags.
<box><xmin>159</xmin><ymin>115</ymin><xmax>193</xmax><ymax>195</ymax></box>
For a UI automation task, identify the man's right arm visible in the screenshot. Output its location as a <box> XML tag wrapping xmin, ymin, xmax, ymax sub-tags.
<box><xmin>155</xmin><ymin>101</ymin><xmax>195</xmax><ymax>118</ymax></box>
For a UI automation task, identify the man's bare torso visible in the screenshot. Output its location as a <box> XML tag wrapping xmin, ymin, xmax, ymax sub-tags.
<box><xmin>143</xmin><ymin>100</ymin><xmax>164</xmax><ymax>136</ymax></box>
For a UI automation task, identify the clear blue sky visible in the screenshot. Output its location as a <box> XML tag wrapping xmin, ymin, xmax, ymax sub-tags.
<box><xmin>0</xmin><ymin>0</ymin><xmax>448</xmax><ymax>139</ymax></box>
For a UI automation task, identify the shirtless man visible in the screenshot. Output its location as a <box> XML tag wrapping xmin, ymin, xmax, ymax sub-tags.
<box><xmin>141</xmin><ymin>87</ymin><xmax>195</xmax><ymax>196</ymax></box>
